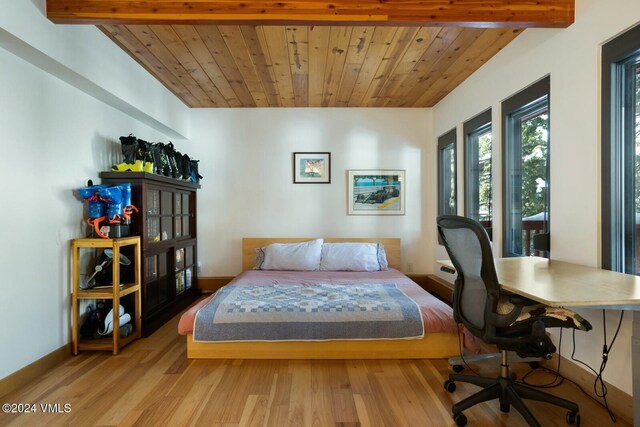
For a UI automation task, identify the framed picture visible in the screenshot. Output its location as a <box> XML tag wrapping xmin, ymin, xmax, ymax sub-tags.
<box><xmin>293</xmin><ymin>152</ymin><xmax>331</xmax><ymax>184</ymax></box>
<box><xmin>347</xmin><ymin>170</ymin><xmax>405</xmax><ymax>215</ymax></box>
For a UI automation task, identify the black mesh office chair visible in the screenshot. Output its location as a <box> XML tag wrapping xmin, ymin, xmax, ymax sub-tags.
<box><xmin>437</xmin><ymin>215</ymin><xmax>583</xmax><ymax>427</ymax></box>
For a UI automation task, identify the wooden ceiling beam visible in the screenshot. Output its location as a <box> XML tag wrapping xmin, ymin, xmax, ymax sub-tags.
<box><xmin>46</xmin><ymin>1</ymin><xmax>574</xmax><ymax>28</ymax></box>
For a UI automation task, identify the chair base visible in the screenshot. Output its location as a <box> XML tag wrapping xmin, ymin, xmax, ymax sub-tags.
<box><xmin>448</xmin><ymin>351</ymin><xmax>540</xmax><ymax>372</ymax></box>
<box><xmin>445</xmin><ymin>367</ymin><xmax>580</xmax><ymax>427</ymax></box>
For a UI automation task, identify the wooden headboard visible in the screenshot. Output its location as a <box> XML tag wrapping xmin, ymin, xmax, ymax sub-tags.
<box><xmin>242</xmin><ymin>238</ymin><xmax>401</xmax><ymax>271</ymax></box>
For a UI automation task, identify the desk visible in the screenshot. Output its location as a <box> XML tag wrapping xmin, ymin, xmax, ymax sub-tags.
<box><xmin>437</xmin><ymin>256</ymin><xmax>640</xmax><ymax>423</ymax></box>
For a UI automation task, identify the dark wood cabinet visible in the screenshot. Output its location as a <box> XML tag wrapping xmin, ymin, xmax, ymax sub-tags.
<box><xmin>100</xmin><ymin>172</ymin><xmax>200</xmax><ymax>336</ymax></box>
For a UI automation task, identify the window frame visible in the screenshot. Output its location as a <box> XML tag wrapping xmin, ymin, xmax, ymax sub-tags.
<box><xmin>501</xmin><ymin>76</ymin><xmax>551</xmax><ymax>258</ymax></box>
<box><xmin>438</xmin><ymin>128</ymin><xmax>457</xmax><ymax>217</ymax></box>
<box><xmin>463</xmin><ymin>108</ymin><xmax>492</xmax><ymax>233</ymax></box>
<box><xmin>601</xmin><ymin>23</ymin><xmax>640</xmax><ymax>273</ymax></box>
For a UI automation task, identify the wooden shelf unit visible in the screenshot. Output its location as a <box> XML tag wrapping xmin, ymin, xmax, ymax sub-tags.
<box><xmin>71</xmin><ymin>237</ymin><xmax>142</xmax><ymax>355</ymax></box>
<box><xmin>100</xmin><ymin>172</ymin><xmax>200</xmax><ymax>336</ymax></box>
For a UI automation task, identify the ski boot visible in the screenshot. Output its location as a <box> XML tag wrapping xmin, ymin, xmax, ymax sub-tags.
<box><xmin>189</xmin><ymin>159</ymin><xmax>202</xmax><ymax>183</ymax></box>
<box><xmin>174</xmin><ymin>150</ymin><xmax>183</xmax><ymax>179</ymax></box>
<box><xmin>112</xmin><ymin>134</ymin><xmax>143</xmax><ymax>172</ymax></box>
<box><xmin>112</xmin><ymin>159</ymin><xmax>144</xmax><ymax>172</ymax></box>
<box><xmin>98</xmin><ymin>185</ymin><xmax>123</xmax><ymax>223</ymax></box>
<box><xmin>120</xmin><ymin>134</ymin><xmax>138</xmax><ymax>163</ymax></box>
<box><xmin>154</xmin><ymin>143</ymin><xmax>172</xmax><ymax>176</ymax></box>
<box><xmin>149</xmin><ymin>143</ymin><xmax>164</xmax><ymax>175</ymax></box>
<box><xmin>77</xmin><ymin>184</ymin><xmax>111</xmax><ymax>219</ymax></box>
<box><xmin>181</xmin><ymin>153</ymin><xmax>192</xmax><ymax>180</ymax></box>
<box><xmin>165</xmin><ymin>142</ymin><xmax>181</xmax><ymax>178</ymax></box>
<box><xmin>137</xmin><ymin>138</ymin><xmax>155</xmax><ymax>173</ymax></box>
<box><xmin>99</xmin><ymin>183</ymin><xmax>138</xmax><ymax>224</ymax></box>
<box><xmin>77</xmin><ymin>184</ymin><xmax>111</xmax><ymax>237</ymax></box>
<box><xmin>142</xmin><ymin>156</ymin><xmax>154</xmax><ymax>173</ymax></box>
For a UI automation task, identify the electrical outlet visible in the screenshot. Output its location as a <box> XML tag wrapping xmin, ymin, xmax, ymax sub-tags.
<box><xmin>197</xmin><ymin>262</ymin><xmax>202</xmax><ymax>274</ymax></box>
<box><xmin>406</xmin><ymin>263</ymin><xmax>414</xmax><ymax>273</ymax></box>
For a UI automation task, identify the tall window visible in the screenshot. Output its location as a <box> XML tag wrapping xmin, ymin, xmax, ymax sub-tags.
<box><xmin>502</xmin><ymin>77</ymin><xmax>550</xmax><ymax>258</ymax></box>
<box><xmin>464</xmin><ymin>109</ymin><xmax>492</xmax><ymax>238</ymax></box>
<box><xmin>602</xmin><ymin>24</ymin><xmax>640</xmax><ymax>274</ymax></box>
<box><xmin>438</xmin><ymin>129</ymin><xmax>457</xmax><ymax>216</ymax></box>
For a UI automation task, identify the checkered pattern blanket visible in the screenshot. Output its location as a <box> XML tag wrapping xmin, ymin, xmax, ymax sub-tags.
<box><xmin>193</xmin><ymin>283</ymin><xmax>424</xmax><ymax>342</ymax></box>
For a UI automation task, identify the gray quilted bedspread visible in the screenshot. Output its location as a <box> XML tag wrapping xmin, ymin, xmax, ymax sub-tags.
<box><xmin>193</xmin><ymin>283</ymin><xmax>424</xmax><ymax>342</ymax></box>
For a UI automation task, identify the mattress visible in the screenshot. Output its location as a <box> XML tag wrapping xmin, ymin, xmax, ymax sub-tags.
<box><xmin>179</xmin><ymin>269</ymin><xmax>459</xmax><ymax>338</ymax></box>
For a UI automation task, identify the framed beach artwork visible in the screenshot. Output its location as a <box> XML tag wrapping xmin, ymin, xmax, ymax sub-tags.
<box><xmin>293</xmin><ymin>152</ymin><xmax>331</xmax><ymax>184</ymax></box>
<box><xmin>347</xmin><ymin>170</ymin><xmax>405</xmax><ymax>215</ymax></box>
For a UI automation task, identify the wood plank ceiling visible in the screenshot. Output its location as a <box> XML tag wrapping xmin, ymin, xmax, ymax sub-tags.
<box><xmin>48</xmin><ymin>0</ymin><xmax>574</xmax><ymax>108</ymax></box>
<box><xmin>99</xmin><ymin>25</ymin><xmax>523</xmax><ymax>108</ymax></box>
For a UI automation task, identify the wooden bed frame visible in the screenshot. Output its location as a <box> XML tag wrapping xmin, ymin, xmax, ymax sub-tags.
<box><xmin>186</xmin><ymin>237</ymin><xmax>460</xmax><ymax>359</ymax></box>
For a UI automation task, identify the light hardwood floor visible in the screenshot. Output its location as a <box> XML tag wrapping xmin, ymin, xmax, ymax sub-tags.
<box><xmin>0</xmin><ymin>305</ymin><xmax>629</xmax><ymax>427</ymax></box>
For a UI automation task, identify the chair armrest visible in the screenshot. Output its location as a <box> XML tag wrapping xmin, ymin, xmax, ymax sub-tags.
<box><xmin>501</xmin><ymin>291</ymin><xmax>539</xmax><ymax>307</ymax></box>
<box><xmin>490</xmin><ymin>292</ymin><xmax>539</xmax><ymax>327</ymax></box>
<box><xmin>507</xmin><ymin>294</ymin><xmax>539</xmax><ymax>306</ymax></box>
<box><xmin>490</xmin><ymin>308</ymin><xmax>523</xmax><ymax>327</ymax></box>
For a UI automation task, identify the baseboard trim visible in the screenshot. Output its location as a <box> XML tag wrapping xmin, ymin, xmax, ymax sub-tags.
<box><xmin>0</xmin><ymin>344</ymin><xmax>70</xmax><ymax>399</ymax></box>
<box><xmin>199</xmin><ymin>276</ymin><xmax>234</xmax><ymax>293</ymax></box>
<box><xmin>542</xmin><ymin>354</ymin><xmax>632</xmax><ymax>424</ymax></box>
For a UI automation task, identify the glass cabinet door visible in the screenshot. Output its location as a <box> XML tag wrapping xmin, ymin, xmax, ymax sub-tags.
<box><xmin>144</xmin><ymin>251</ymin><xmax>170</xmax><ymax>313</ymax></box>
<box><xmin>147</xmin><ymin>190</ymin><xmax>160</xmax><ymax>215</ymax></box>
<box><xmin>184</xmin><ymin>245</ymin><xmax>194</xmax><ymax>289</ymax></box>
<box><xmin>175</xmin><ymin>248</ymin><xmax>185</xmax><ymax>270</ymax></box>
<box><xmin>145</xmin><ymin>187</ymin><xmax>194</xmax><ymax>244</ymax></box>
<box><xmin>175</xmin><ymin>243</ymin><xmax>195</xmax><ymax>295</ymax></box>
<box><xmin>183</xmin><ymin>193</ymin><xmax>191</xmax><ymax>237</ymax></box>
<box><xmin>146</xmin><ymin>255</ymin><xmax>158</xmax><ymax>280</ymax></box>
<box><xmin>146</xmin><ymin>190</ymin><xmax>161</xmax><ymax>243</ymax></box>
<box><xmin>160</xmin><ymin>191</ymin><xmax>173</xmax><ymax>240</ymax></box>
<box><xmin>174</xmin><ymin>193</ymin><xmax>182</xmax><ymax>238</ymax></box>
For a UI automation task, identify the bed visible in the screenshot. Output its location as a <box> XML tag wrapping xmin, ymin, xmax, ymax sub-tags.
<box><xmin>178</xmin><ymin>238</ymin><xmax>462</xmax><ymax>359</ymax></box>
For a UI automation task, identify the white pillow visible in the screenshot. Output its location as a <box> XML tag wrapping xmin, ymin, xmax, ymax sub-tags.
<box><xmin>319</xmin><ymin>242</ymin><xmax>389</xmax><ymax>271</ymax></box>
<box><xmin>255</xmin><ymin>239</ymin><xmax>323</xmax><ymax>271</ymax></box>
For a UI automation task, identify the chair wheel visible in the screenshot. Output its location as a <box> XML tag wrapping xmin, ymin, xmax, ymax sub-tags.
<box><xmin>500</xmin><ymin>402</ymin><xmax>510</xmax><ymax>413</ymax></box>
<box><xmin>566</xmin><ymin>412</ymin><xmax>580</xmax><ymax>426</ymax></box>
<box><xmin>452</xmin><ymin>364</ymin><xmax>464</xmax><ymax>373</ymax></box>
<box><xmin>509</xmin><ymin>372</ymin><xmax>517</xmax><ymax>381</ymax></box>
<box><xmin>453</xmin><ymin>413</ymin><xmax>467</xmax><ymax>426</ymax></box>
<box><xmin>444</xmin><ymin>380</ymin><xmax>456</xmax><ymax>392</ymax></box>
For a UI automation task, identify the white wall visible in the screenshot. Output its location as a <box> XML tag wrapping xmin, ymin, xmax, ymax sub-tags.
<box><xmin>0</xmin><ymin>8</ymin><xmax>188</xmax><ymax>379</ymax></box>
<box><xmin>0</xmin><ymin>0</ymin><xmax>190</xmax><ymax>139</ymax></box>
<box><xmin>0</xmin><ymin>47</ymin><xmax>179</xmax><ymax>379</ymax></box>
<box><xmin>190</xmin><ymin>108</ymin><xmax>433</xmax><ymax>276</ymax></box>
<box><xmin>431</xmin><ymin>0</ymin><xmax>640</xmax><ymax>395</ymax></box>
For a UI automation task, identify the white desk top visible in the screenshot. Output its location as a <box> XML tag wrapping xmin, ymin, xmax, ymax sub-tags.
<box><xmin>437</xmin><ymin>257</ymin><xmax>640</xmax><ymax>309</ymax></box>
